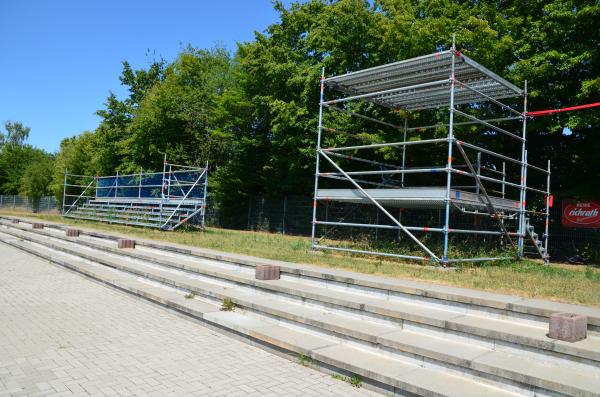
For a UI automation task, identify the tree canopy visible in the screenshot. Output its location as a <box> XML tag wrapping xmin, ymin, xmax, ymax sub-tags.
<box><xmin>4</xmin><ymin>0</ymin><xmax>598</xmax><ymax>220</ymax></box>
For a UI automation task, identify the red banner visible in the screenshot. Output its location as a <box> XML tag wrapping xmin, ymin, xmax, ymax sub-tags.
<box><xmin>562</xmin><ymin>200</ymin><xmax>600</xmax><ymax>228</ymax></box>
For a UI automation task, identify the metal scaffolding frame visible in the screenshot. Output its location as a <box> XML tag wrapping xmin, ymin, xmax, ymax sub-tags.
<box><xmin>62</xmin><ymin>159</ymin><xmax>208</xmax><ymax>231</ymax></box>
<box><xmin>311</xmin><ymin>35</ymin><xmax>551</xmax><ymax>265</ymax></box>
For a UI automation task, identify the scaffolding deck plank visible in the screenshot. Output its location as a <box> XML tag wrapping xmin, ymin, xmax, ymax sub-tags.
<box><xmin>316</xmin><ymin>187</ymin><xmax>519</xmax><ymax>212</ymax></box>
<box><xmin>324</xmin><ymin>51</ymin><xmax>523</xmax><ymax>111</ymax></box>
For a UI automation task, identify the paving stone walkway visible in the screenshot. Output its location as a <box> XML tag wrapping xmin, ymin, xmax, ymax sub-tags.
<box><xmin>0</xmin><ymin>242</ymin><xmax>379</xmax><ymax>396</ymax></box>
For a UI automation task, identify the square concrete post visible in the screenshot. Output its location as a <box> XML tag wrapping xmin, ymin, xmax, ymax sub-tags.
<box><xmin>66</xmin><ymin>229</ymin><xmax>80</xmax><ymax>237</ymax></box>
<box><xmin>549</xmin><ymin>313</ymin><xmax>587</xmax><ymax>342</ymax></box>
<box><xmin>117</xmin><ymin>239</ymin><xmax>136</xmax><ymax>249</ymax></box>
<box><xmin>255</xmin><ymin>265</ymin><xmax>280</xmax><ymax>280</ymax></box>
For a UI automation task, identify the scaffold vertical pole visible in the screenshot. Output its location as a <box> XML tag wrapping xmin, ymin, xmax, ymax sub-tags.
<box><xmin>522</xmin><ymin>150</ymin><xmax>529</xmax><ymax>251</ymax></box>
<box><xmin>476</xmin><ymin>152</ymin><xmax>481</xmax><ymax>195</ymax></box>
<box><xmin>401</xmin><ymin>116</ymin><xmax>408</xmax><ymax>187</ymax></box>
<box><xmin>442</xmin><ymin>34</ymin><xmax>457</xmax><ymax>265</ymax></box>
<box><xmin>501</xmin><ymin>162</ymin><xmax>506</xmax><ymax>199</ymax></box>
<box><xmin>62</xmin><ymin>170</ymin><xmax>67</xmax><ymax>214</ymax></box>
<box><xmin>115</xmin><ymin>171</ymin><xmax>119</xmax><ymax>198</ymax></box>
<box><xmin>202</xmin><ymin>161</ymin><xmax>209</xmax><ymax>231</ymax></box>
<box><xmin>138</xmin><ymin>167</ymin><xmax>142</xmax><ymax>200</ymax></box>
<box><xmin>518</xmin><ymin>81</ymin><xmax>528</xmax><ymax>258</ymax></box>
<box><xmin>311</xmin><ymin>67</ymin><xmax>326</xmax><ymax>249</ymax></box>
<box><xmin>167</xmin><ymin>163</ymin><xmax>172</xmax><ymax>199</ymax></box>
<box><xmin>160</xmin><ymin>154</ymin><xmax>167</xmax><ymax>225</ymax></box>
<box><xmin>544</xmin><ymin>159</ymin><xmax>551</xmax><ymax>263</ymax></box>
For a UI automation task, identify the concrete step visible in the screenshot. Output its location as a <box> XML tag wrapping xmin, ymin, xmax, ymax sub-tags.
<box><xmin>4</xmin><ymin>222</ymin><xmax>600</xmax><ymax>351</ymax></box>
<box><xmin>4</xmin><ymin>216</ymin><xmax>599</xmax><ymax>330</ymax></box>
<box><xmin>8</xmin><ymin>223</ymin><xmax>599</xmax><ymax>364</ymax></box>
<box><xmin>49</xmin><ymin>218</ymin><xmax>594</xmax><ymax>328</ymax></box>
<box><xmin>0</xmin><ymin>233</ymin><xmax>525</xmax><ymax>397</ymax></box>
<box><xmin>2</xmin><ymin>224</ymin><xmax>600</xmax><ymax>396</ymax></box>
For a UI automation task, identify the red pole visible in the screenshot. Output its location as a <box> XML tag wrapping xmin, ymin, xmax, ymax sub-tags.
<box><xmin>526</xmin><ymin>101</ymin><xmax>600</xmax><ymax>117</ymax></box>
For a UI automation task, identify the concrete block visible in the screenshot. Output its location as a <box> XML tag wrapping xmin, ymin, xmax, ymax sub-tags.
<box><xmin>549</xmin><ymin>313</ymin><xmax>587</xmax><ymax>342</ymax></box>
<box><xmin>65</xmin><ymin>229</ymin><xmax>80</xmax><ymax>237</ymax></box>
<box><xmin>117</xmin><ymin>239</ymin><xmax>136</xmax><ymax>249</ymax></box>
<box><xmin>255</xmin><ymin>265</ymin><xmax>280</xmax><ymax>280</ymax></box>
<box><xmin>32</xmin><ymin>223</ymin><xmax>44</xmax><ymax>229</ymax></box>
<box><xmin>11</xmin><ymin>219</ymin><xmax>19</xmax><ymax>224</ymax></box>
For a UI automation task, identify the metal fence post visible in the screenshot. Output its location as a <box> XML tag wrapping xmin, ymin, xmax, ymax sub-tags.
<box><xmin>282</xmin><ymin>196</ymin><xmax>287</xmax><ymax>234</ymax></box>
<box><xmin>247</xmin><ymin>196</ymin><xmax>252</xmax><ymax>230</ymax></box>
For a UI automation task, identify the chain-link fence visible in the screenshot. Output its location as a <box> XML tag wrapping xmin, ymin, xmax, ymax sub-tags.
<box><xmin>212</xmin><ymin>195</ymin><xmax>599</xmax><ymax>263</ymax></box>
<box><xmin>3</xmin><ymin>194</ymin><xmax>598</xmax><ymax>263</ymax></box>
<box><xmin>0</xmin><ymin>195</ymin><xmax>59</xmax><ymax>213</ymax></box>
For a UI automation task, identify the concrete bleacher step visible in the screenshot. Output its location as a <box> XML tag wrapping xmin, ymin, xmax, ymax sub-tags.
<box><xmin>2</xmin><ymin>222</ymin><xmax>600</xmax><ymax>396</ymax></box>
<box><xmin>4</xmin><ymin>217</ymin><xmax>600</xmax><ymax>331</ymax></box>
<box><xmin>5</xmin><ymin>222</ymin><xmax>600</xmax><ymax>365</ymax></box>
<box><xmin>0</xmin><ymin>233</ymin><xmax>526</xmax><ymax>397</ymax></box>
<box><xmin>4</xmin><ymin>223</ymin><xmax>600</xmax><ymax>350</ymax></box>
<box><xmin>37</xmin><ymin>215</ymin><xmax>593</xmax><ymax>331</ymax></box>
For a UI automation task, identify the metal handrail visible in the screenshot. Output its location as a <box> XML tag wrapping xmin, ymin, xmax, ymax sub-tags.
<box><xmin>455</xmin><ymin>141</ymin><xmax>515</xmax><ymax>248</ymax></box>
<box><xmin>160</xmin><ymin>168</ymin><xmax>207</xmax><ymax>229</ymax></box>
<box><xmin>63</xmin><ymin>178</ymin><xmax>96</xmax><ymax>216</ymax></box>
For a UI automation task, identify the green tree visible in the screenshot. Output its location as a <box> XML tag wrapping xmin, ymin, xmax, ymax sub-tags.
<box><xmin>20</xmin><ymin>155</ymin><xmax>55</xmax><ymax>211</ymax></box>
<box><xmin>123</xmin><ymin>46</ymin><xmax>233</xmax><ymax>172</ymax></box>
<box><xmin>0</xmin><ymin>121</ymin><xmax>52</xmax><ymax>195</ymax></box>
<box><xmin>93</xmin><ymin>58</ymin><xmax>167</xmax><ymax>174</ymax></box>
<box><xmin>50</xmin><ymin>131</ymin><xmax>98</xmax><ymax>200</ymax></box>
<box><xmin>50</xmin><ymin>0</ymin><xmax>600</xmax><ymax>223</ymax></box>
<box><xmin>0</xmin><ymin>121</ymin><xmax>30</xmax><ymax>147</ymax></box>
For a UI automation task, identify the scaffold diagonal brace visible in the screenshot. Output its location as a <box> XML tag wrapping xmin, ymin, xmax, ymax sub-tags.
<box><xmin>318</xmin><ymin>150</ymin><xmax>440</xmax><ymax>263</ymax></box>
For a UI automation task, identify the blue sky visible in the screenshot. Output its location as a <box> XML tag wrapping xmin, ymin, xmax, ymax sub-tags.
<box><xmin>0</xmin><ymin>0</ymin><xmax>288</xmax><ymax>153</ymax></box>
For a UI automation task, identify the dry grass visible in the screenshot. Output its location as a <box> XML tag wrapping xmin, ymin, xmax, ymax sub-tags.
<box><xmin>2</xmin><ymin>210</ymin><xmax>599</xmax><ymax>307</ymax></box>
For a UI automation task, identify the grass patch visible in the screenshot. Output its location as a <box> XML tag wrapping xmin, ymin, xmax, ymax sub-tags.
<box><xmin>3</xmin><ymin>210</ymin><xmax>599</xmax><ymax>307</ymax></box>
<box><xmin>298</xmin><ymin>353</ymin><xmax>312</xmax><ymax>367</ymax></box>
<box><xmin>220</xmin><ymin>297</ymin><xmax>235</xmax><ymax>311</ymax></box>
<box><xmin>331</xmin><ymin>373</ymin><xmax>362</xmax><ymax>388</ymax></box>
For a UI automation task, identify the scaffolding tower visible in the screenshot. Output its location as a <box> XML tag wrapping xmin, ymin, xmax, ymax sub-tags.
<box><xmin>311</xmin><ymin>36</ymin><xmax>551</xmax><ymax>265</ymax></box>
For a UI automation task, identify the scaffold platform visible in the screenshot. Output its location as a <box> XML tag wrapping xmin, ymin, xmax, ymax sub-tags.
<box><xmin>316</xmin><ymin>188</ymin><xmax>520</xmax><ymax>212</ymax></box>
